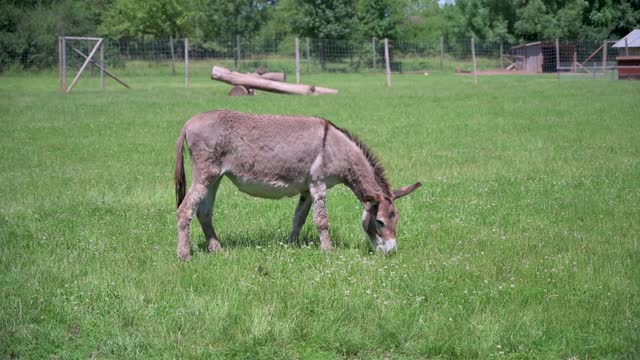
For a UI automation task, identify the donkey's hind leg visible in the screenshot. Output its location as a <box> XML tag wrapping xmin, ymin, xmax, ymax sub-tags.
<box><xmin>177</xmin><ymin>183</ymin><xmax>210</xmax><ymax>260</ymax></box>
<box><xmin>197</xmin><ymin>179</ymin><xmax>222</xmax><ymax>253</ymax></box>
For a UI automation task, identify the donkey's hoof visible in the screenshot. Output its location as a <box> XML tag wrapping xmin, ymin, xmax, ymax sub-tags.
<box><xmin>207</xmin><ymin>240</ymin><xmax>222</xmax><ymax>253</ymax></box>
<box><xmin>178</xmin><ymin>253</ymin><xmax>191</xmax><ymax>261</ymax></box>
<box><xmin>320</xmin><ymin>243</ymin><xmax>333</xmax><ymax>251</ymax></box>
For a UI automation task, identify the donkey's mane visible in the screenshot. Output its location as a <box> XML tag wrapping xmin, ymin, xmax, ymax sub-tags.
<box><xmin>324</xmin><ymin>120</ymin><xmax>392</xmax><ymax>197</ymax></box>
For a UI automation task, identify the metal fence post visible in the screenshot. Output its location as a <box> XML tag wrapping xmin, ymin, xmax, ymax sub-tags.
<box><xmin>500</xmin><ymin>43</ymin><xmax>504</xmax><ymax>70</ymax></box>
<box><xmin>384</xmin><ymin>38</ymin><xmax>391</xmax><ymax>87</ymax></box>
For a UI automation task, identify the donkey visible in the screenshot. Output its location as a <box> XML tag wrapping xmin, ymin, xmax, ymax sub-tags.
<box><xmin>175</xmin><ymin>110</ymin><xmax>421</xmax><ymax>260</ymax></box>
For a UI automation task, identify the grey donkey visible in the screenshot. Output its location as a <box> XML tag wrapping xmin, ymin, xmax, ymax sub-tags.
<box><xmin>175</xmin><ymin>110</ymin><xmax>421</xmax><ymax>260</ymax></box>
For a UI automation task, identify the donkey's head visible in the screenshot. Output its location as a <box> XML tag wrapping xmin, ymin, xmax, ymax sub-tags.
<box><xmin>362</xmin><ymin>182</ymin><xmax>422</xmax><ymax>255</ymax></box>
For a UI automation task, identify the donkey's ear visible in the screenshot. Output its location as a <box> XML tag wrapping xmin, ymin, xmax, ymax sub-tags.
<box><xmin>393</xmin><ymin>182</ymin><xmax>422</xmax><ymax>200</ymax></box>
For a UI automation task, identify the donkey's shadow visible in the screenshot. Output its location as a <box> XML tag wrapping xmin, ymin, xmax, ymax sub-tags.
<box><xmin>193</xmin><ymin>227</ymin><xmax>358</xmax><ymax>253</ymax></box>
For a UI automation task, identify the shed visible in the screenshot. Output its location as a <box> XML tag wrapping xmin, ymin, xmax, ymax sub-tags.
<box><xmin>612</xmin><ymin>29</ymin><xmax>640</xmax><ymax>56</ymax></box>
<box><xmin>511</xmin><ymin>42</ymin><xmax>576</xmax><ymax>73</ymax></box>
<box><xmin>613</xmin><ymin>29</ymin><xmax>640</xmax><ymax>80</ymax></box>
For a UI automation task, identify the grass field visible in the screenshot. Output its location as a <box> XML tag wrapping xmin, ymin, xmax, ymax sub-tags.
<box><xmin>1</xmin><ymin>71</ymin><xmax>639</xmax><ymax>359</ymax></box>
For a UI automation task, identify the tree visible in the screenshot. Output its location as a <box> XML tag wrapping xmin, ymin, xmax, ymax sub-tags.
<box><xmin>286</xmin><ymin>0</ymin><xmax>357</xmax><ymax>39</ymax></box>
<box><xmin>357</xmin><ymin>0</ymin><xmax>403</xmax><ymax>40</ymax></box>
<box><xmin>0</xmin><ymin>0</ymin><xmax>99</xmax><ymax>70</ymax></box>
<box><xmin>514</xmin><ymin>0</ymin><xmax>554</xmax><ymax>40</ymax></box>
<box><xmin>453</xmin><ymin>0</ymin><xmax>516</xmax><ymax>42</ymax></box>
<box><xmin>100</xmin><ymin>0</ymin><xmax>194</xmax><ymax>39</ymax></box>
<box><xmin>199</xmin><ymin>0</ymin><xmax>273</xmax><ymax>40</ymax></box>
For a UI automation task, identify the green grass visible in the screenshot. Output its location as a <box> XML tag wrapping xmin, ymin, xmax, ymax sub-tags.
<box><xmin>1</xmin><ymin>71</ymin><xmax>639</xmax><ymax>359</ymax></box>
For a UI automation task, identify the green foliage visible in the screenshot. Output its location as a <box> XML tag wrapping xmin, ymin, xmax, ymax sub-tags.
<box><xmin>357</xmin><ymin>0</ymin><xmax>403</xmax><ymax>40</ymax></box>
<box><xmin>454</xmin><ymin>0</ymin><xmax>516</xmax><ymax>41</ymax></box>
<box><xmin>100</xmin><ymin>0</ymin><xmax>194</xmax><ymax>38</ymax></box>
<box><xmin>199</xmin><ymin>0</ymin><xmax>272</xmax><ymax>40</ymax></box>
<box><xmin>0</xmin><ymin>0</ymin><xmax>98</xmax><ymax>70</ymax></box>
<box><xmin>286</xmin><ymin>0</ymin><xmax>358</xmax><ymax>39</ymax></box>
<box><xmin>1</xmin><ymin>0</ymin><xmax>640</xmax><ymax>71</ymax></box>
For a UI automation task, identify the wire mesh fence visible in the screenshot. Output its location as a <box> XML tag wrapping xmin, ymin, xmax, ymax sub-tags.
<box><xmin>46</xmin><ymin>36</ymin><xmax>638</xmax><ymax>91</ymax></box>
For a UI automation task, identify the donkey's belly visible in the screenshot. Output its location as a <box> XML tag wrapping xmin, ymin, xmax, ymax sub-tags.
<box><xmin>226</xmin><ymin>174</ymin><xmax>307</xmax><ymax>199</ymax></box>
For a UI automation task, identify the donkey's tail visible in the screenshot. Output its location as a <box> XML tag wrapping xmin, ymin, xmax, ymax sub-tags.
<box><xmin>174</xmin><ymin>126</ymin><xmax>187</xmax><ymax>209</ymax></box>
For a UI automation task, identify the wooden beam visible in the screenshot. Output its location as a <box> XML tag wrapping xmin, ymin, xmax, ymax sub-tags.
<box><xmin>580</xmin><ymin>44</ymin><xmax>604</xmax><ymax>68</ymax></box>
<box><xmin>211</xmin><ymin>66</ymin><xmax>337</xmax><ymax>95</ymax></box>
<box><xmin>63</xmin><ymin>36</ymin><xmax>103</xmax><ymax>41</ymax></box>
<box><xmin>71</xmin><ymin>47</ymin><xmax>131</xmax><ymax>89</ymax></box>
<box><xmin>66</xmin><ymin>39</ymin><xmax>102</xmax><ymax>93</ymax></box>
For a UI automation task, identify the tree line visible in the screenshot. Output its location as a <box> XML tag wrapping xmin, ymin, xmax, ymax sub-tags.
<box><xmin>1</xmin><ymin>0</ymin><xmax>639</xmax><ymax>70</ymax></box>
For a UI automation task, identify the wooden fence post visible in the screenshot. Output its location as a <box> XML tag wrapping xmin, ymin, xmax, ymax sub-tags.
<box><xmin>440</xmin><ymin>37</ymin><xmax>444</xmax><ymax>71</ymax></box>
<box><xmin>169</xmin><ymin>37</ymin><xmax>176</xmax><ymax>76</ymax></box>
<box><xmin>185</xmin><ymin>38</ymin><xmax>189</xmax><ymax>89</ymax></box>
<box><xmin>372</xmin><ymin>37</ymin><xmax>377</xmax><ymax>70</ymax></box>
<box><xmin>58</xmin><ymin>37</ymin><xmax>63</xmax><ymax>93</ymax></box>
<box><xmin>295</xmin><ymin>37</ymin><xmax>300</xmax><ymax>84</ymax></box>
<box><xmin>61</xmin><ymin>37</ymin><xmax>67</xmax><ymax>93</ymax></box>
<box><xmin>625</xmin><ymin>38</ymin><xmax>629</xmax><ymax>56</ymax></box>
<box><xmin>471</xmin><ymin>37</ymin><xmax>477</xmax><ymax>84</ymax></box>
<box><xmin>236</xmin><ymin>34</ymin><xmax>241</xmax><ymax>69</ymax></box>
<box><xmin>306</xmin><ymin>38</ymin><xmax>310</xmax><ymax>72</ymax></box>
<box><xmin>602</xmin><ymin>40</ymin><xmax>607</xmax><ymax>76</ymax></box>
<box><xmin>384</xmin><ymin>38</ymin><xmax>391</xmax><ymax>87</ymax></box>
<box><xmin>556</xmin><ymin>39</ymin><xmax>560</xmax><ymax>80</ymax></box>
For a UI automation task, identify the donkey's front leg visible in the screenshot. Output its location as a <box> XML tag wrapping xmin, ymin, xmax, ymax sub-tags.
<box><xmin>177</xmin><ymin>183</ymin><xmax>208</xmax><ymax>260</ymax></box>
<box><xmin>288</xmin><ymin>192</ymin><xmax>312</xmax><ymax>244</ymax></box>
<box><xmin>310</xmin><ymin>181</ymin><xmax>332</xmax><ymax>250</ymax></box>
<box><xmin>197</xmin><ymin>180</ymin><xmax>222</xmax><ymax>253</ymax></box>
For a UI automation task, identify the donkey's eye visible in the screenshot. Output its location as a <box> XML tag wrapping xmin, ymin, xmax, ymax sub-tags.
<box><xmin>376</xmin><ymin>219</ymin><xmax>385</xmax><ymax>228</ymax></box>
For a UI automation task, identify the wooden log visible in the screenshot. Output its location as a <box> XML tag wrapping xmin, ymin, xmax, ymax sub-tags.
<box><xmin>212</xmin><ymin>66</ymin><xmax>337</xmax><ymax>95</ymax></box>
<box><xmin>229</xmin><ymin>86</ymin><xmax>254</xmax><ymax>96</ymax></box>
<box><xmin>250</xmin><ymin>72</ymin><xmax>286</xmax><ymax>82</ymax></box>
